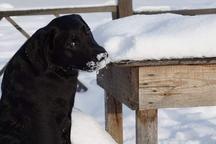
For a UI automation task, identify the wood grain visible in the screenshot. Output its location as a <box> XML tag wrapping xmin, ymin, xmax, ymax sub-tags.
<box><xmin>118</xmin><ymin>0</ymin><xmax>133</xmax><ymax>17</ymax></box>
<box><xmin>136</xmin><ymin>109</ymin><xmax>158</xmax><ymax>144</ymax></box>
<box><xmin>105</xmin><ymin>92</ymin><xmax>123</xmax><ymax>144</ymax></box>
<box><xmin>139</xmin><ymin>65</ymin><xmax>216</xmax><ymax>109</ymax></box>
<box><xmin>110</xmin><ymin>57</ymin><xmax>216</xmax><ymax>67</ymax></box>
<box><xmin>97</xmin><ymin>66</ymin><xmax>139</xmax><ymax>110</ymax></box>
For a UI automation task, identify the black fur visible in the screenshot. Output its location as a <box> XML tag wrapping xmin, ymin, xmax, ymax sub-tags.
<box><xmin>0</xmin><ymin>14</ymin><xmax>107</xmax><ymax>144</ymax></box>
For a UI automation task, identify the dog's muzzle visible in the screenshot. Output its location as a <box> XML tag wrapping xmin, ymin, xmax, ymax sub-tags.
<box><xmin>86</xmin><ymin>52</ymin><xmax>109</xmax><ymax>72</ymax></box>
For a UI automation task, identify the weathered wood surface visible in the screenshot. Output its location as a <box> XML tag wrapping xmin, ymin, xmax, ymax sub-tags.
<box><xmin>134</xmin><ymin>8</ymin><xmax>216</xmax><ymax>16</ymax></box>
<box><xmin>97</xmin><ymin>66</ymin><xmax>139</xmax><ymax>110</ymax></box>
<box><xmin>105</xmin><ymin>92</ymin><xmax>123</xmax><ymax>144</ymax></box>
<box><xmin>98</xmin><ymin>60</ymin><xmax>216</xmax><ymax>110</ymax></box>
<box><xmin>136</xmin><ymin>109</ymin><xmax>158</xmax><ymax>144</ymax></box>
<box><xmin>0</xmin><ymin>5</ymin><xmax>117</xmax><ymax>17</ymax></box>
<box><xmin>139</xmin><ymin>64</ymin><xmax>216</xmax><ymax>109</ymax></box>
<box><xmin>110</xmin><ymin>57</ymin><xmax>216</xmax><ymax>67</ymax></box>
<box><xmin>118</xmin><ymin>0</ymin><xmax>133</xmax><ymax>17</ymax></box>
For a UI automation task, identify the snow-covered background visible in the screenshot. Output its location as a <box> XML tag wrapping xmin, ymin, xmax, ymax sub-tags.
<box><xmin>1</xmin><ymin>0</ymin><xmax>216</xmax><ymax>144</ymax></box>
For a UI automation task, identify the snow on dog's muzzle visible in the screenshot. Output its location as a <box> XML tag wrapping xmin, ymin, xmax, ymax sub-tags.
<box><xmin>86</xmin><ymin>52</ymin><xmax>109</xmax><ymax>72</ymax></box>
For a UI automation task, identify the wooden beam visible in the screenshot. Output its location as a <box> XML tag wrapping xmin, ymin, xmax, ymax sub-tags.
<box><xmin>0</xmin><ymin>6</ymin><xmax>117</xmax><ymax>17</ymax></box>
<box><xmin>97</xmin><ymin>67</ymin><xmax>139</xmax><ymax>110</ymax></box>
<box><xmin>118</xmin><ymin>0</ymin><xmax>133</xmax><ymax>17</ymax></box>
<box><xmin>110</xmin><ymin>57</ymin><xmax>216</xmax><ymax>67</ymax></box>
<box><xmin>136</xmin><ymin>109</ymin><xmax>158</xmax><ymax>144</ymax></box>
<box><xmin>134</xmin><ymin>8</ymin><xmax>216</xmax><ymax>16</ymax></box>
<box><xmin>139</xmin><ymin>64</ymin><xmax>216</xmax><ymax>109</ymax></box>
<box><xmin>105</xmin><ymin>92</ymin><xmax>123</xmax><ymax>144</ymax></box>
<box><xmin>5</xmin><ymin>17</ymin><xmax>30</xmax><ymax>38</ymax></box>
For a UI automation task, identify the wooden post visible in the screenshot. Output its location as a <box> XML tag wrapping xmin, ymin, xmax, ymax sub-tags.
<box><xmin>136</xmin><ymin>109</ymin><xmax>158</xmax><ymax>144</ymax></box>
<box><xmin>112</xmin><ymin>12</ymin><xmax>118</xmax><ymax>20</ymax></box>
<box><xmin>105</xmin><ymin>92</ymin><xmax>123</xmax><ymax>144</ymax></box>
<box><xmin>118</xmin><ymin>0</ymin><xmax>133</xmax><ymax>17</ymax></box>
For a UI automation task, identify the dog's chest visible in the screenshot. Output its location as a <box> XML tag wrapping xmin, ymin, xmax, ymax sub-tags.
<box><xmin>10</xmin><ymin>70</ymin><xmax>77</xmax><ymax>110</ymax></box>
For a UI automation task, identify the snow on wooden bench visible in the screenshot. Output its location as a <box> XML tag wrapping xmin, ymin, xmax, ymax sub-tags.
<box><xmin>95</xmin><ymin>14</ymin><xmax>216</xmax><ymax>144</ymax></box>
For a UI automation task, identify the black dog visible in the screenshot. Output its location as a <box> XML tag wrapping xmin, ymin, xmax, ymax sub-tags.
<box><xmin>0</xmin><ymin>14</ymin><xmax>107</xmax><ymax>144</ymax></box>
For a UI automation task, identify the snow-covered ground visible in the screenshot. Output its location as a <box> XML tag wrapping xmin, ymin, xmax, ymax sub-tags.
<box><xmin>1</xmin><ymin>0</ymin><xmax>216</xmax><ymax>144</ymax></box>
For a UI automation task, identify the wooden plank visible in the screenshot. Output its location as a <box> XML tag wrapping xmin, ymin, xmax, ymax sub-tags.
<box><xmin>134</xmin><ymin>8</ymin><xmax>216</xmax><ymax>16</ymax></box>
<box><xmin>118</xmin><ymin>0</ymin><xmax>133</xmax><ymax>17</ymax></box>
<box><xmin>110</xmin><ymin>57</ymin><xmax>216</xmax><ymax>67</ymax></box>
<box><xmin>0</xmin><ymin>6</ymin><xmax>117</xmax><ymax>17</ymax></box>
<box><xmin>136</xmin><ymin>109</ymin><xmax>158</xmax><ymax>144</ymax></box>
<box><xmin>5</xmin><ymin>17</ymin><xmax>30</xmax><ymax>38</ymax></box>
<box><xmin>139</xmin><ymin>64</ymin><xmax>216</xmax><ymax>109</ymax></box>
<box><xmin>105</xmin><ymin>92</ymin><xmax>123</xmax><ymax>144</ymax></box>
<box><xmin>97</xmin><ymin>66</ymin><xmax>139</xmax><ymax>110</ymax></box>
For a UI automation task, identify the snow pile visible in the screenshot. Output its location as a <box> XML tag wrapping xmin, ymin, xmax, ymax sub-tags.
<box><xmin>134</xmin><ymin>0</ymin><xmax>216</xmax><ymax>12</ymax></box>
<box><xmin>94</xmin><ymin>14</ymin><xmax>216</xmax><ymax>61</ymax></box>
<box><xmin>71</xmin><ymin>109</ymin><xmax>117</xmax><ymax>144</ymax></box>
<box><xmin>0</xmin><ymin>3</ymin><xmax>14</xmax><ymax>10</ymax></box>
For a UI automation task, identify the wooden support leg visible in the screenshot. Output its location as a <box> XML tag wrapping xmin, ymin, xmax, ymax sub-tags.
<box><xmin>136</xmin><ymin>109</ymin><xmax>158</xmax><ymax>144</ymax></box>
<box><xmin>5</xmin><ymin>17</ymin><xmax>30</xmax><ymax>39</ymax></box>
<box><xmin>105</xmin><ymin>92</ymin><xmax>123</xmax><ymax>144</ymax></box>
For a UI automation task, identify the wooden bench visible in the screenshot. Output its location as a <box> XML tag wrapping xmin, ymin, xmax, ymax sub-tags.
<box><xmin>97</xmin><ymin>58</ymin><xmax>216</xmax><ymax>144</ymax></box>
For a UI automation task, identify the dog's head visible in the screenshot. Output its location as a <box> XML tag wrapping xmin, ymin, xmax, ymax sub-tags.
<box><xmin>25</xmin><ymin>14</ymin><xmax>108</xmax><ymax>72</ymax></box>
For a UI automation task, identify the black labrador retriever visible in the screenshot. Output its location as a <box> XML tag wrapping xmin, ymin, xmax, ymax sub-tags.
<box><xmin>0</xmin><ymin>14</ymin><xmax>107</xmax><ymax>144</ymax></box>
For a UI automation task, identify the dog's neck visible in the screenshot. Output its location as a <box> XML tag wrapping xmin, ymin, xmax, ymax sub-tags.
<box><xmin>48</xmin><ymin>64</ymin><xmax>78</xmax><ymax>78</ymax></box>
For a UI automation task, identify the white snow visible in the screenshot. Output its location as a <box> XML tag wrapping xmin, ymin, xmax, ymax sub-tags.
<box><xmin>71</xmin><ymin>109</ymin><xmax>117</xmax><ymax>144</ymax></box>
<box><xmin>133</xmin><ymin>0</ymin><xmax>216</xmax><ymax>12</ymax></box>
<box><xmin>0</xmin><ymin>3</ymin><xmax>14</xmax><ymax>10</ymax></box>
<box><xmin>94</xmin><ymin>14</ymin><xmax>216</xmax><ymax>61</ymax></box>
<box><xmin>1</xmin><ymin>0</ymin><xmax>216</xmax><ymax>144</ymax></box>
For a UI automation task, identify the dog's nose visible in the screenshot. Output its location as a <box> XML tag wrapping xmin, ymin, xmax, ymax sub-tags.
<box><xmin>96</xmin><ymin>52</ymin><xmax>108</xmax><ymax>62</ymax></box>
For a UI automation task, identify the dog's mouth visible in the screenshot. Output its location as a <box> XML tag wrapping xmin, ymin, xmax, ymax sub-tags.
<box><xmin>85</xmin><ymin>52</ymin><xmax>109</xmax><ymax>72</ymax></box>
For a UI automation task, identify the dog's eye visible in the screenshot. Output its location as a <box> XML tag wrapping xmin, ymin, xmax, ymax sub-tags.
<box><xmin>65</xmin><ymin>41</ymin><xmax>79</xmax><ymax>50</ymax></box>
<box><xmin>86</xmin><ymin>28</ymin><xmax>91</xmax><ymax>34</ymax></box>
<box><xmin>71</xmin><ymin>42</ymin><xmax>76</xmax><ymax>46</ymax></box>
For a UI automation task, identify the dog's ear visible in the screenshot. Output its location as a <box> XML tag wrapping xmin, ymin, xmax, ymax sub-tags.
<box><xmin>47</xmin><ymin>26</ymin><xmax>59</xmax><ymax>51</ymax></box>
<box><xmin>75</xmin><ymin>15</ymin><xmax>91</xmax><ymax>35</ymax></box>
<box><xmin>25</xmin><ymin>28</ymin><xmax>49</xmax><ymax>71</ymax></box>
